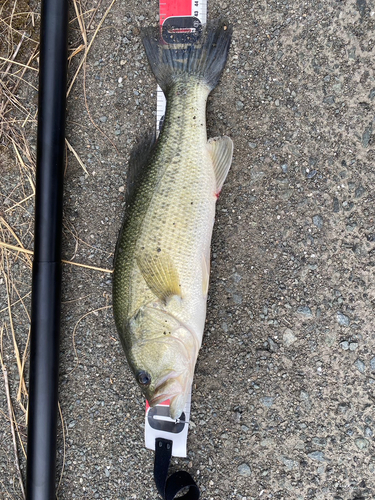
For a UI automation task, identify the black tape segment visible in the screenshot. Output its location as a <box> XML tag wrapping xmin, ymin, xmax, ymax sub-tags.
<box><xmin>161</xmin><ymin>16</ymin><xmax>202</xmax><ymax>44</ymax></box>
<box><xmin>154</xmin><ymin>438</ymin><xmax>200</xmax><ymax>500</ymax></box>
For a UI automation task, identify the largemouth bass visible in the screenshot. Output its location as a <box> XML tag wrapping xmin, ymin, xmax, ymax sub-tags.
<box><xmin>113</xmin><ymin>20</ymin><xmax>233</xmax><ymax>419</ymax></box>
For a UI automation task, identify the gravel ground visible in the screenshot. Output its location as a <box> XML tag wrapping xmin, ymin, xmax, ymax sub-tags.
<box><xmin>1</xmin><ymin>0</ymin><xmax>375</xmax><ymax>499</ymax></box>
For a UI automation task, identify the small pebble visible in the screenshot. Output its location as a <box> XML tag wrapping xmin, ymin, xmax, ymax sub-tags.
<box><xmin>248</xmin><ymin>142</ymin><xmax>257</xmax><ymax>149</ymax></box>
<box><xmin>307</xmin><ymin>451</ymin><xmax>326</xmax><ymax>462</ymax></box>
<box><xmin>337</xmin><ymin>312</ymin><xmax>350</xmax><ymax>326</ymax></box>
<box><xmin>232</xmin><ymin>294</ymin><xmax>243</xmax><ymax>305</ymax></box>
<box><xmin>340</xmin><ymin>341</ymin><xmax>349</xmax><ymax>351</ymax></box>
<box><xmin>99</xmin><ymin>116</ymin><xmax>107</xmax><ymax>123</ymax></box>
<box><xmin>297</xmin><ymin>306</ymin><xmax>313</xmax><ymax>318</ymax></box>
<box><xmin>237</xmin><ymin>463</ymin><xmax>251</xmax><ymax>477</ymax></box>
<box><xmin>232</xmin><ymin>411</ymin><xmax>241</xmax><ymax>424</ymax></box>
<box><xmin>332</xmin><ymin>197</ymin><xmax>340</xmax><ymax>212</ymax></box>
<box><xmin>312</xmin><ymin>215</ymin><xmax>323</xmax><ymax>229</ymax></box>
<box><xmin>325</xmin><ymin>331</ymin><xmax>336</xmax><ymax>346</ymax></box>
<box><xmin>261</xmin><ymin>396</ymin><xmax>274</xmax><ymax>408</ymax></box>
<box><xmin>281</xmin><ymin>163</ymin><xmax>288</xmax><ymax>173</ymax></box>
<box><xmin>338</xmin><ymin>402</ymin><xmax>350</xmax><ymax>413</ymax></box>
<box><xmin>362</xmin><ymin>124</ymin><xmax>372</xmax><ymax>148</ymax></box>
<box><xmin>268</xmin><ymin>337</ymin><xmax>279</xmax><ymax>352</ymax></box>
<box><xmin>283</xmin><ymin>329</ymin><xmax>297</xmax><ymax>347</ymax></box>
<box><xmin>236</xmin><ymin>100</ymin><xmax>244</xmax><ymax>111</ymax></box>
<box><xmin>306</xmin><ymin>169</ymin><xmax>317</xmax><ymax>179</ymax></box>
<box><xmin>323</xmin><ymin>95</ymin><xmax>335</xmax><ymax>105</ymax></box>
<box><xmin>355</xmin><ymin>438</ymin><xmax>369</xmax><ymax>450</ymax></box>
<box><xmin>354</xmin><ymin>359</ymin><xmax>365</xmax><ymax>373</ymax></box>
<box><xmin>355</xmin><ymin>185</ymin><xmax>366</xmax><ymax>198</ymax></box>
<box><xmin>370</xmin><ymin>357</ymin><xmax>375</xmax><ymax>372</ymax></box>
<box><xmin>312</xmin><ymin>437</ymin><xmax>327</xmax><ymax>447</ymax></box>
<box><xmin>365</xmin><ymin>427</ymin><xmax>373</xmax><ymax>437</ymax></box>
<box><xmin>348</xmin><ymin>47</ymin><xmax>356</xmax><ymax>59</ymax></box>
<box><xmin>300</xmin><ymin>390</ymin><xmax>310</xmax><ymax>401</ymax></box>
<box><xmin>280</xmin><ymin>456</ymin><xmax>296</xmax><ymax>470</ymax></box>
<box><xmin>349</xmin><ymin>342</ymin><xmax>358</xmax><ymax>351</ymax></box>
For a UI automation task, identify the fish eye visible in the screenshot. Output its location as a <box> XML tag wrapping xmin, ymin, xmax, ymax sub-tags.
<box><xmin>136</xmin><ymin>370</ymin><xmax>151</xmax><ymax>387</ymax></box>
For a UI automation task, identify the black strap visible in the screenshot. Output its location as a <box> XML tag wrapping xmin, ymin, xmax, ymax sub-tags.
<box><xmin>154</xmin><ymin>438</ymin><xmax>200</xmax><ymax>500</ymax></box>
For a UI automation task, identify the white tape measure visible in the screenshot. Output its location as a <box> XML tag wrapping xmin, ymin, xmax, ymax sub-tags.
<box><xmin>156</xmin><ymin>0</ymin><xmax>208</xmax><ymax>134</ymax></box>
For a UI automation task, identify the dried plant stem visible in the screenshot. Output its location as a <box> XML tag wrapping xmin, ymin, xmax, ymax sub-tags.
<box><xmin>67</xmin><ymin>0</ymin><xmax>117</xmax><ymax>97</ymax></box>
<box><xmin>0</xmin><ymin>216</ymin><xmax>33</xmax><ymax>267</ymax></box>
<box><xmin>0</xmin><ymin>55</ymin><xmax>38</xmax><ymax>71</ymax></box>
<box><xmin>0</xmin><ymin>241</ymin><xmax>113</xmax><ymax>273</ymax></box>
<box><xmin>0</xmin><ymin>241</ymin><xmax>33</xmax><ymax>255</ymax></box>
<box><xmin>69</xmin><ymin>0</ymin><xmax>119</xmax><ymax>153</ymax></box>
<box><xmin>0</xmin><ymin>291</ymin><xmax>31</xmax><ymax>315</ymax></box>
<box><xmin>65</xmin><ymin>138</ymin><xmax>88</xmax><ymax>174</ymax></box>
<box><xmin>72</xmin><ymin>305</ymin><xmax>111</xmax><ymax>364</ymax></box>
<box><xmin>0</xmin><ymin>358</ymin><xmax>26</xmax><ymax>500</ymax></box>
<box><xmin>2</xmin><ymin>268</ymin><xmax>28</xmax><ymax>397</ymax></box>
<box><xmin>4</xmin><ymin>31</ymin><xmax>27</xmax><ymax>76</ymax></box>
<box><xmin>60</xmin><ymin>259</ymin><xmax>112</xmax><ymax>274</ymax></box>
<box><xmin>56</xmin><ymin>401</ymin><xmax>66</xmax><ymax>496</ymax></box>
<box><xmin>18</xmin><ymin>325</ymin><xmax>30</xmax><ymax>401</ymax></box>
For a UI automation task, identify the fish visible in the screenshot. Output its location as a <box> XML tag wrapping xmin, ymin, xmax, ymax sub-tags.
<box><xmin>113</xmin><ymin>20</ymin><xmax>233</xmax><ymax>420</ymax></box>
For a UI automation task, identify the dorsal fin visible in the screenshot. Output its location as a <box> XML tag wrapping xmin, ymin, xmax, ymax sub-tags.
<box><xmin>126</xmin><ymin>131</ymin><xmax>156</xmax><ymax>203</ymax></box>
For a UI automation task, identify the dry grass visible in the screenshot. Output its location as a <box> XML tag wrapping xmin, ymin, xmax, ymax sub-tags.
<box><xmin>0</xmin><ymin>0</ymin><xmax>117</xmax><ymax>497</ymax></box>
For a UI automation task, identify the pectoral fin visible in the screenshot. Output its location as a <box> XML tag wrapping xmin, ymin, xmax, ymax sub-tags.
<box><xmin>137</xmin><ymin>252</ymin><xmax>181</xmax><ymax>303</ymax></box>
<box><xmin>207</xmin><ymin>136</ymin><xmax>233</xmax><ymax>195</ymax></box>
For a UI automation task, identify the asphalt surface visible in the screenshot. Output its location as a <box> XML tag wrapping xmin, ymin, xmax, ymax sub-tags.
<box><xmin>1</xmin><ymin>0</ymin><xmax>375</xmax><ymax>499</ymax></box>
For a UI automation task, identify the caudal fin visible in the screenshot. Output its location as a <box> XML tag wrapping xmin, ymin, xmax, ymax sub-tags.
<box><xmin>141</xmin><ymin>20</ymin><xmax>233</xmax><ymax>94</ymax></box>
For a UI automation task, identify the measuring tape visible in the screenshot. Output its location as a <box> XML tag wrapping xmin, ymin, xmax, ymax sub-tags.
<box><xmin>155</xmin><ymin>0</ymin><xmax>208</xmax><ymax>133</ymax></box>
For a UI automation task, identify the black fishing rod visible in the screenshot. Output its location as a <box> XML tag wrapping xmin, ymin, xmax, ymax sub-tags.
<box><xmin>26</xmin><ymin>0</ymin><xmax>68</xmax><ymax>498</ymax></box>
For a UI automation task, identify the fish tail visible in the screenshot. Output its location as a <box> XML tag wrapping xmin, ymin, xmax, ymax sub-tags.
<box><xmin>141</xmin><ymin>20</ymin><xmax>233</xmax><ymax>93</ymax></box>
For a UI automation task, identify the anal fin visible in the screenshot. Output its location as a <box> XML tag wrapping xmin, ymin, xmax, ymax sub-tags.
<box><xmin>202</xmin><ymin>252</ymin><xmax>210</xmax><ymax>298</ymax></box>
<box><xmin>207</xmin><ymin>136</ymin><xmax>233</xmax><ymax>195</ymax></box>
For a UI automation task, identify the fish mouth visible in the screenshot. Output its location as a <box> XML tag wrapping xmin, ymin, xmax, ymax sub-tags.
<box><xmin>169</xmin><ymin>393</ymin><xmax>187</xmax><ymax>420</ymax></box>
<box><xmin>149</xmin><ymin>392</ymin><xmax>177</xmax><ymax>406</ymax></box>
<box><xmin>148</xmin><ymin>371</ymin><xmax>189</xmax><ymax>417</ymax></box>
<box><xmin>149</xmin><ymin>391</ymin><xmax>188</xmax><ymax>421</ymax></box>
